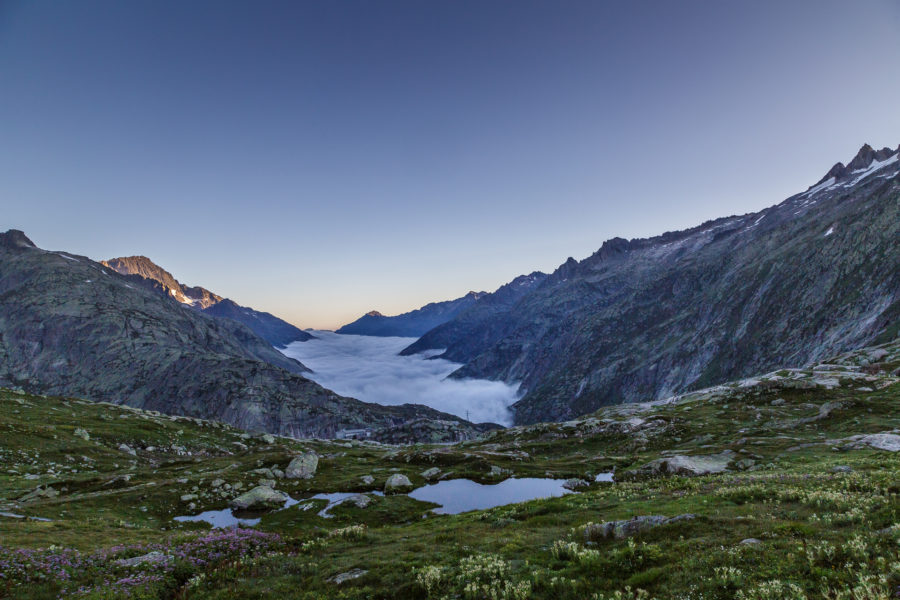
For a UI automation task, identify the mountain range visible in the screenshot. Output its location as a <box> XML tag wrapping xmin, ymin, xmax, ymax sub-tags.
<box><xmin>336</xmin><ymin>291</ymin><xmax>487</xmax><ymax>337</ymax></box>
<box><xmin>0</xmin><ymin>231</ymin><xmax>487</xmax><ymax>440</ymax></box>
<box><xmin>101</xmin><ymin>255</ymin><xmax>315</xmax><ymax>348</ymax></box>
<box><xmin>400</xmin><ymin>143</ymin><xmax>900</xmax><ymax>424</ymax></box>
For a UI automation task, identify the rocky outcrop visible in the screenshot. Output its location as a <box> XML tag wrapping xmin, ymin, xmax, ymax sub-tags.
<box><xmin>102</xmin><ymin>255</ymin><xmax>314</xmax><ymax>347</ymax></box>
<box><xmin>584</xmin><ymin>514</ymin><xmax>697</xmax><ymax>541</ymax></box>
<box><xmin>623</xmin><ymin>451</ymin><xmax>735</xmax><ymax>479</ymax></box>
<box><xmin>840</xmin><ymin>433</ymin><xmax>900</xmax><ymax>452</ymax></box>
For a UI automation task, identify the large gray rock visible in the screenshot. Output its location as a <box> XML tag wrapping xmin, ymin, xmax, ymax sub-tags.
<box><xmin>841</xmin><ymin>433</ymin><xmax>900</xmax><ymax>452</ymax></box>
<box><xmin>584</xmin><ymin>514</ymin><xmax>696</xmax><ymax>541</ymax></box>
<box><xmin>384</xmin><ymin>474</ymin><xmax>413</xmax><ymax>494</ymax></box>
<box><xmin>229</xmin><ymin>485</ymin><xmax>289</xmax><ymax>511</ymax></box>
<box><xmin>625</xmin><ymin>451</ymin><xmax>735</xmax><ymax>479</ymax></box>
<box><xmin>285</xmin><ymin>452</ymin><xmax>318</xmax><ymax>479</ymax></box>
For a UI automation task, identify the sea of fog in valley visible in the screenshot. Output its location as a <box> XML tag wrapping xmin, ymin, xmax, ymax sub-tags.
<box><xmin>280</xmin><ymin>331</ymin><xmax>520</xmax><ymax>425</ymax></box>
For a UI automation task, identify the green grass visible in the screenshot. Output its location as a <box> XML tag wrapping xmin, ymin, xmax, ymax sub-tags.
<box><xmin>1</xmin><ymin>347</ymin><xmax>899</xmax><ymax>599</ymax></box>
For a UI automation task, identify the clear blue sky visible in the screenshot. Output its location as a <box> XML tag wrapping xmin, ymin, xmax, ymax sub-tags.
<box><xmin>2</xmin><ymin>1</ymin><xmax>899</xmax><ymax>329</ymax></box>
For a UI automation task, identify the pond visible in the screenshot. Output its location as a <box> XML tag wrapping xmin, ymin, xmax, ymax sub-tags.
<box><xmin>174</xmin><ymin>475</ymin><xmax>614</xmax><ymax>527</ymax></box>
<box><xmin>173</xmin><ymin>491</ymin><xmax>386</xmax><ymax>528</ymax></box>
<box><xmin>409</xmin><ymin>477</ymin><xmax>575</xmax><ymax>514</ymax></box>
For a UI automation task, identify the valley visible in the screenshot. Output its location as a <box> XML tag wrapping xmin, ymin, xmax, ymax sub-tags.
<box><xmin>2</xmin><ymin>341</ymin><xmax>898</xmax><ymax>598</ymax></box>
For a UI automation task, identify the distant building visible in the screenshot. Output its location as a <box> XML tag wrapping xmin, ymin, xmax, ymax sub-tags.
<box><xmin>335</xmin><ymin>428</ymin><xmax>372</xmax><ymax>440</ymax></box>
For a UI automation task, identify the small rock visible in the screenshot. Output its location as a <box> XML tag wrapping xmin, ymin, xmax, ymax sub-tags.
<box><xmin>180</xmin><ymin>494</ymin><xmax>198</xmax><ymax>502</ymax></box>
<box><xmin>770</xmin><ymin>399</ymin><xmax>786</xmax><ymax>406</ymax></box>
<box><xmin>118</xmin><ymin>443</ymin><xmax>137</xmax><ymax>456</ymax></box>
<box><xmin>831</xmin><ymin>465</ymin><xmax>853</xmax><ymax>473</ymax></box>
<box><xmin>258</xmin><ymin>479</ymin><xmax>276</xmax><ymax>488</ymax></box>
<box><xmin>488</xmin><ymin>465</ymin><xmax>511</xmax><ymax>477</ymax></box>
<box><xmin>285</xmin><ymin>452</ymin><xmax>318</xmax><ymax>479</ymax></box>
<box><xmin>210</xmin><ymin>479</ymin><xmax>225</xmax><ymax>488</ymax></box>
<box><xmin>260</xmin><ymin>434</ymin><xmax>275</xmax><ymax>444</ymax></box>
<box><xmin>360</xmin><ymin>475</ymin><xmax>375</xmax><ymax>485</ymax></box>
<box><xmin>739</xmin><ymin>538</ymin><xmax>762</xmax><ymax>545</ymax></box>
<box><xmin>272</xmin><ymin>468</ymin><xmax>284</xmax><ymax>479</ymax></box>
<box><xmin>329</xmin><ymin>568</ymin><xmax>367</xmax><ymax>584</ymax></box>
<box><xmin>421</xmin><ymin>467</ymin><xmax>441</xmax><ymax>481</ymax></box>
<box><xmin>384</xmin><ymin>474</ymin><xmax>413</xmax><ymax>494</ymax></box>
<box><xmin>73</xmin><ymin>428</ymin><xmax>90</xmax><ymax>441</ymax></box>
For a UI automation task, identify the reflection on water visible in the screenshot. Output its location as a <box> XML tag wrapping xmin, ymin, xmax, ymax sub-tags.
<box><xmin>409</xmin><ymin>477</ymin><xmax>576</xmax><ymax>514</ymax></box>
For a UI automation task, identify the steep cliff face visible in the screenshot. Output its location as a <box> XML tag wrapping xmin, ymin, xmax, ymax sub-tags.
<box><xmin>403</xmin><ymin>144</ymin><xmax>900</xmax><ymax>424</ymax></box>
<box><xmin>0</xmin><ymin>232</ymin><xmax>483</xmax><ymax>439</ymax></box>
<box><xmin>336</xmin><ymin>291</ymin><xmax>486</xmax><ymax>338</ymax></box>
<box><xmin>399</xmin><ymin>272</ymin><xmax>548</xmax><ymax>360</ymax></box>
<box><xmin>102</xmin><ymin>255</ymin><xmax>314</xmax><ymax>347</ymax></box>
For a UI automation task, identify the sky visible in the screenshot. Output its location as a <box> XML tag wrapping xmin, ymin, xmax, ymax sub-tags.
<box><xmin>2</xmin><ymin>1</ymin><xmax>899</xmax><ymax>329</ymax></box>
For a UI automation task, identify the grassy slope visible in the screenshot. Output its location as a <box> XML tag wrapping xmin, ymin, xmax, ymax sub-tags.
<box><xmin>1</xmin><ymin>342</ymin><xmax>899</xmax><ymax>599</ymax></box>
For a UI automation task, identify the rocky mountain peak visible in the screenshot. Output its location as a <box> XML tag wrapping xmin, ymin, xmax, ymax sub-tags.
<box><xmin>846</xmin><ymin>143</ymin><xmax>877</xmax><ymax>171</ymax></box>
<box><xmin>813</xmin><ymin>143</ymin><xmax>898</xmax><ymax>186</ymax></box>
<box><xmin>0</xmin><ymin>229</ymin><xmax>37</xmax><ymax>250</ymax></box>
<box><xmin>366</xmin><ymin>310</ymin><xmax>384</xmax><ymax>317</ymax></box>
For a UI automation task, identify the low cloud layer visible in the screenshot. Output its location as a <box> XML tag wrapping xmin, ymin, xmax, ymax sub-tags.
<box><xmin>281</xmin><ymin>331</ymin><xmax>520</xmax><ymax>425</ymax></box>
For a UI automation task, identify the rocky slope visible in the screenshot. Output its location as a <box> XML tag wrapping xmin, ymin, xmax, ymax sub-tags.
<box><xmin>399</xmin><ymin>272</ymin><xmax>548</xmax><ymax>359</ymax></box>
<box><xmin>403</xmin><ymin>144</ymin><xmax>900</xmax><ymax>424</ymax></box>
<box><xmin>102</xmin><ymin>255</ymin><xmax>314</xmax><ymax>347</ymax></box>
<box><xmin>336</xmin><ymin>291</ymin><xmax>486</xmax><ymax>337</ymax></box>
<box><xmin>0</xmin><ymin>231</ymin><xmax>484</xmax><ymax>439</ymax></box>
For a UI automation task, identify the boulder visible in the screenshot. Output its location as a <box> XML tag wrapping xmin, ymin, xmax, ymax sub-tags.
<box><xmin>384</xmin><ymin>474</ymin><xmax>413</xmax><ymax>494</ymax></box>
<box><xmin>563</xmin><ymin>478</ymin><xmax>589</xmax><ymax>490</ymax></box>
<box><xmin>360</xmin><ymin>475</ymin><xmax>375</xmax><ymax>485</ymax></box>
<box><xmin>230</xmin><ymin>485</ymin><xmax>289</xmax><ymax>511</ymax></box>
<box><xmin>841</xmin><ymin>433</ymin><xmax>900</xmax><ymax>452</ymax></box>
<box><xmin>624</xmin><ymin>451</ymin><xmax>735</xmax><ymax>479</ymax></box>
<box><xmin>584</xmin><ymin>514</ymin><xmax>697</xmax><ymax>541</ymax></box>
<box><xmin>285</xmin><ymin>452</ymin><xmax>318</xmax><ymax>479</ymax></box>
